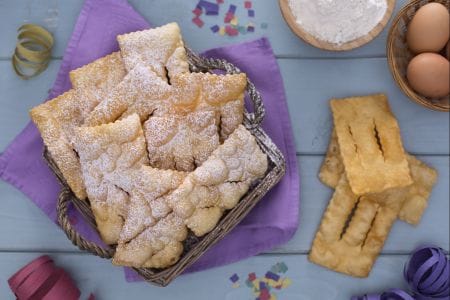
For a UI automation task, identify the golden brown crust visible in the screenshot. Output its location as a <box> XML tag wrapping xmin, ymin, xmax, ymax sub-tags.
<box><xmin>69</xmin><ymin>51</ymin><xmax>127</xmax><ymax>100</ymax></box>
<box><xmin>309</xmin><ymin>176</ymin><xmax>401</xmax><ymax>277</ymax></box>
<box><xmin>72</xmin><ymin>114</ymin><xmax>149</xmax><ymax>244</ymax></box>
<box><xmin>30</xmin><ymin>53</ymin><xmax>128</xmax><ymax>200</ymax></box>
<box><xmin>319</xmin><ymin>132</ymin><xmax>438</xmax><ymax>225</ymax></box>
<box><xmin>330</xmin><ymin>94</ymin><xmax>412</xmax><ymax>195</ymax></box>
<box><xmin>30</xmin><ymin>89</ymin><xmax>100</xmax><ymax>200</ymax></box>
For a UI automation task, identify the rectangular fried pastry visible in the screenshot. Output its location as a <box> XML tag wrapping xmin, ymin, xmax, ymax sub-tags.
<box><xmin>117</xmin><ymin>22</ymin><xmax>189</xmax><ymax>80</ymax></box>
<box><xmin>30</xmin><ymin>53</ymin><xmax>128</xmax><ymax>200</ymax></box>
<box><xmin>309</xmin><ymin>176</ymin><xmax>402</xmax><ymax>277</ymax></box>
<box><xmin>319</xmin><ymin>132</ymin><xmax>438</xmax><ymax>225</ymax></box>
<box><xmin>167</xmin><ymin>125</ymin><xmax>268</xmax><ymax>236</ymax></box>
<box><xmin>72</xmin><ymin>114</ymin><xmax>149</xmax><ymax>244</ymax></box>
<box><xmin>330</xmin><ymin>94</ymin><xmax>412</xmax><ymax>195</ymax></box>
<box><xmin>107</xmin><ymin>166</ymin><xmax>187</xmax><ymax>268</ymax></box>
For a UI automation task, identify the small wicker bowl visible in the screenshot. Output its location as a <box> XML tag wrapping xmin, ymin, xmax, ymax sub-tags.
<box><xmin>279</xmin><ymin>0</ymin><xmax>396</xmax><ymax>51</ymax></box>
<box><xmin>387</xmin><ymin>0</ymin><xmax>450</xmax><ymax>112</ymax></box>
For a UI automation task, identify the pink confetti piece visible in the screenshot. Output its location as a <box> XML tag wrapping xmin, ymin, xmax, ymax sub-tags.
<box><xmin>224</xmin><ymin>12</ymin><xmax>233</xmax><ymax>23</ymax></box>
<box><xmin>225</xmin><ymin>26</ymin><xmax>239</xmax><ymax>36</ymax></box>
<box><xmin>192</xmin><ymin>16</ymin><xmax>204</xmax><ymax>28</ymax></box>
<box><xmin>216</xmin><ymin>0</ymin><xmax>224</xmax><ymax>3</ymax></box>
<box><xmin>192</xmin><ymin>8</ymin><xmax>202</xmax><ymax>16</ymax></box>
<box><xmin>245</xmin><ymin>1</ymin><xmax>252</xmax><ymax>9</ymax></box>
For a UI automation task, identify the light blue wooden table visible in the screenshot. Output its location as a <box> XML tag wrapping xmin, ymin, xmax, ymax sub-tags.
<box><xmin>0</xmin><ymin>1</ymin><xmax>448</xmax><ymax>299</ymax></box>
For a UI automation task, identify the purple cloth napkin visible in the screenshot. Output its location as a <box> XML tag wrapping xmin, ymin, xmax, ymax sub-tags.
<box><xmin>0</xmin><ymin>0</ymin><xmax>299</xmax><ymax>282</ymax></box>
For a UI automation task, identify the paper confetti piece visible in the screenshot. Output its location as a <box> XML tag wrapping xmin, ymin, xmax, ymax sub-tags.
<box><xmin>281</xmin><ymin>277</ymin><xmax>292</xmax><ymax>289</ymax></box>
<box><xmin>248</xmin><ymin>9</ymin><xmax>255</xmax><ymax>17</ymax></box>
<box><xmin>247</xmin><ymin>25</ymin><xmax>255</xmax><ymax>32</ymax></box>
<box><xmin>232</xmin><ymin>282</ymin><xmax>240</xmax><ymax>288</ymax></box>
<box><xmin>230</xmin><ymin>16</ymin><xmax>239</xmax><ymax>26</ymax></box>
<box><xmin>192</xmin><ymin>17</ymin><xmax>204</xmax><ymax>28</ymax></box>
<box><xmin>192</xmin><ymin>7</ymin><xmax>202</xmax><ymax>16</ymax></box>
<box><xmin>216</xmin><ymin>0</ymin><xmax>224</xmax><ymax>3</ymax></box>
<box><xmin>261</xmin><ymin>22</ymin><xmax>268</xmax><ymax>29</ymax></box>
<box><xmin>228</xmin><ymin>4</ymin><xmax>237</xmax><ymax>13</ymax></box>
<box><xmin>245</xmin><ymin>1</ymin><xmax>252</xmax><ymax>9</ymax></box>
<box><xmin>225</xmin><ymin>25</ymin><xmax>238</xmax><ymax>36</ymax></box>
<box><xmin>210</xmin><ymin>24</ymin><xmax>220</xmax><ymax>33</ymax></box>
<box><xmin>238</xmin><ymin>26</ymin><xmax>247</xmax><ymax>34</ymax></box>
<box><xmin>260</xmin><ymin>288</ymin><xmax>270</xmax><ymax>300</ymax></box>
<box><xmin>224</xmin><ymin>12</ymin><xmax>233</xmax><ymax>23</ymax></box>
<box><xmin>219</xmin><ymin>26</ymin><xmax>225</xmax><ymax>35</ymax></box>
<box><xmin>198</xmin><ymin>0</ymin><xmax>219</xmax><ymax>15</ymax></box>
<box><xmin>277</xmin><ymin>262</ymin><xmax>288</xmax><ymax>273</ymax></box>
<box><xmin>265</xmin><ymin>271</ymin><xmax>280</xmax><ymax>282</ymax></box>
<box><xmin>245</xmin><ymin>279</ymin><xmax>253</xmax><ymax>288</ymax></box>
<box><xmin>230</xmin><ymin>273</ymin><xmax>239</xmax><ymax>283</ymax></box>
<box><xmin>248</xmin><ymin>272</ymin><xmax>257</xmax><ymax>281</ymax></box>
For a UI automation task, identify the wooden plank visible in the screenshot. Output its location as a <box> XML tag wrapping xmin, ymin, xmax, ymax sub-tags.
<box><xmin>0</xmin><ymin>0</ymin><xmax>409</xmax><ymax>59</ymax></box>
<box><xmin>0</xmin><ymin>252</ymin><xmax>410</xmax><ymax>299</ymax></box>
<box><xmin>280</xmin><ymin>58</ymin><xmax>450</xmax><ymax>155</ymax></box>
<box><xmin>0</xmin><ymin>156</ymin><xmax>447</xmax><ymax>253</ymax></box>
<box><xmin>0</xmin><ymin>58</ymin><xmax>448</xmax><ymax>155</ymax></box>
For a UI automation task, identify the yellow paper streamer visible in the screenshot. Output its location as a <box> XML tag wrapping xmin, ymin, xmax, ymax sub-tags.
<box><xmin>12</xmin><ymin>24</ymin><xmax>54</xmax><ymax>80</ymax></box>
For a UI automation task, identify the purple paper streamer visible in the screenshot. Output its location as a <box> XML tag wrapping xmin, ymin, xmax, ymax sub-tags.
<box><xmin>405</xmin><ymin>245</ymin><xmax>450</xmax><ymax>299</ymax></box>
<box><xmin>352</xmin><ymin>245</ymin><xmax>449</xmax><ymax>300</ymax></box>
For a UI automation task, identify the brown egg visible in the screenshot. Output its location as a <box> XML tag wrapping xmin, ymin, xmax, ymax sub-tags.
<box><xmin>447</xmin><ymin>40</ymin><xmax>450</xmax><ymax>59</ymax></box>
<box><xmin>407</xmin><ymin>3</ymin><xmax>449</xmax><ymax>54</ymax></box>
<box><xmin>407</xmin><ymin>53</ymin><xmax>450</xmax><ymax>98</ymax></box>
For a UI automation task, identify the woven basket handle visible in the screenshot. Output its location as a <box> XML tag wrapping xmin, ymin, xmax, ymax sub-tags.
<box><xmin>57</xmin><ymin>187</ymin><xmax>114</xmax><ymax>259</ymax></box>
<box><xmin>186</xmin><ymin>47</ymin><xmax>266</xmax><ymax>127</ymax></box>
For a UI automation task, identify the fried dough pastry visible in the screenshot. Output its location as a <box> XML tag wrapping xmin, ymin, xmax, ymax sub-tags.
<box><xmin>117</xmin><ymin>22</ymin><xmax>189</xmax><ymax>80</ymax></box>
<box><xmin>106</xmin><ymin>166</ymin><xmax>187</xmax><ymax>268</ymax></box>
<box><xmin>84</xmin><ymin>64</ymin><xmax>171</xmax><ymax>126</ymax></box>
<box><xmin>69</xmin><ymin>51</ymin><xmax>127</xmax><ymax>102</ymax></box>
<box><xmin>30</xmin><ymin>89</ymin><xmax>99</xmax><ymax>199</ymax></box>
<box><xmin>72</xmin><ymin>114</ymin><xmax>149</xmax><ymax>244</ymax></box>
<box><xmin>319</xmin><ymin>132</ymin><xmax>438</xmax><ymax>225</ymax></box>
<box><xmin>30</xmin><ymin>53</ymin><xmax>128</xmax><ymax>200</ymax></box>
<box><xmin>309</xmin><ymin>176</ymin><xmax>402</xmax><ymax>277</ymax></box>
<box><xmin>144</xmin><ymin>110</ymin><xmax>219</xmax><ymax>171</ymax></box>
<box><xmin>330</xmin><ymin>94</ymin><xmax>412</xmax><ymax>195</ymax></box>
<box><xmin>85</xmin><ymin>68</ymin><xmax>247</xmax><ymax>139</ymax></box>
<box><xmin>167</xmin><ymin>125</ymin><xmax>268</xmax><ymax>236</ymax></box>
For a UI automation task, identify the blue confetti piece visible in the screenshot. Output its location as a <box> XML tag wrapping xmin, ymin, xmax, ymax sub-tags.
<box><xmin>198</xmin><ymin>0</ymin><xmax>219</xmax><ymax>15</ymax></box>
<box><xmin>265</xmin><ymin>271</ymin><xmax>280</xmax><ymax>281</ymax></box>
<box><xmin>228</xmin><ymin>4</ymin><xmax>237</xmax><ymax>13</ymax></box>
<box><xmin>248</xmin><ymin>9</ymin><xmax>255</xmax><ymax>17</ymax></box>
<box><xmin>210</xmin><ymin>24</ymin><xmax>220</xmax><ymax>33</ymax></box>
<box><xmin>230</xmin><ymin>273</ymin><xmax>239</xmax><ymax>283</ymax></box>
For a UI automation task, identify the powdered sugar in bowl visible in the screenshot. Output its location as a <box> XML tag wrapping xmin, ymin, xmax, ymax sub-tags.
<box><xmin>279</xmin><ymin>0</ymin><xmax>396</xmax><ymax>51</ymax></box>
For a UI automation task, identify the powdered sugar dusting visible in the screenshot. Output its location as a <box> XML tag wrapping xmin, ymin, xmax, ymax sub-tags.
<box><xmin>288</xmin><ymin>0</ymin><xmax>387</xmax><ymax>44</ymax></box>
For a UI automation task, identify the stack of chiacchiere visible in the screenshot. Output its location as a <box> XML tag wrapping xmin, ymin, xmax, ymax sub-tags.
<box><xmin>30</xmin><ymin>23</ymin><xmax>268</xmax><ymax>269</ymax></box>
<box><xmin>309</xmin><ymin>94</ymin><xmax>438</xmax><ymax>277</ymax></box>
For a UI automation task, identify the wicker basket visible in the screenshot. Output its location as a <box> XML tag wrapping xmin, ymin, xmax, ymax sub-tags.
<box><xmin>279</xmin><ymin>0</ymin><xmax>396</xmax><ymax>51</ymax></box>
<box><xmin>44</xmin><ymin>48</ymin><xmax>286</xmax><ymax>287</ymax></box>
<box><xmin>387</xmin><ymin>0</ymin><xmax>450</xmax><ymax>112</ymax></box>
